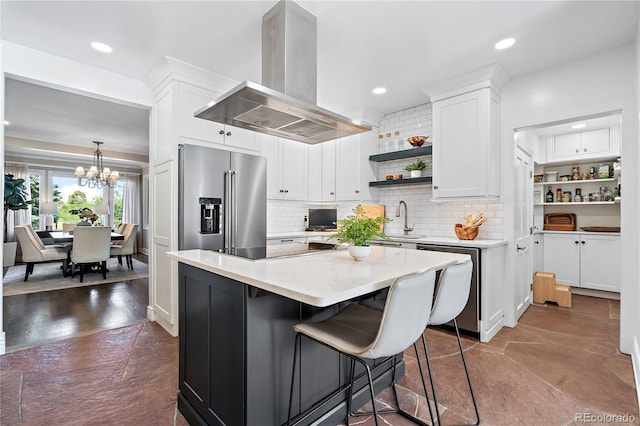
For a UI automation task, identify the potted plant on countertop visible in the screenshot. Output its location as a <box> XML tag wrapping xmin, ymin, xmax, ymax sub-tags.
<box><xmin>331</xmin><ymin>204</ymin><xmax>389</xmax><ymax>261</ymax></box>
<box><xmin>404</xmin><ymin>159</ymin><xmax>426</xmax><ymax>178</ymax></box>
<box><xmin>4</xmin><ymin>173</ymin><xmax>33</xmax><ymax>267</ymax></box>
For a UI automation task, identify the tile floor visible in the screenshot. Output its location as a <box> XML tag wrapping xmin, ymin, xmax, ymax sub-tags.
<box><xmin>1</xmin><ymin>295</ymin><xmax>636</xmax><ymax>425</ymax></box>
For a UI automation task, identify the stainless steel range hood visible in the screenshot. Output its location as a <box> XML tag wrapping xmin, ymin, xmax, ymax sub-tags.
<box><xmin>194</xmin><ymin>0</ymin><xmax>371</xmax><ymax>145</ymax></box>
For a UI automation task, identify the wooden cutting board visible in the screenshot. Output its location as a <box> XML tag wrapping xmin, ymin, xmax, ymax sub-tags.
<box><xmin>361</xmin><ymin>204</ymin><xmax>385</xmax><ymax>232</ymax></box>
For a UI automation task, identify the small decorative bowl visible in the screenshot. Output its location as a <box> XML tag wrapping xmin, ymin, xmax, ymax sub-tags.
<box><xmin>407</xmin><ymin>136</ymin><xmax>428</xmax><ymax>147</ymax></box>
<box><xmin>454</xmin><ymin>224</ymin><xmax>479</xmax><ymax>240</ymax></box>
<box><xmin>385</xmin><ymin>175</ymin><xmax>393</xmax><ymax>181</ymax></box>
<box><xmin>394</xmin><ymin>174</ymin><xmax>403</xmax><ymax>180</ymax></box>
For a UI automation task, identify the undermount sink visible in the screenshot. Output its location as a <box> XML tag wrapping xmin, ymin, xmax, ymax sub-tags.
<box><xmin>383</xmin><ymin>234</ymin><xmax>426</xmax><ymax>240</ymax></box>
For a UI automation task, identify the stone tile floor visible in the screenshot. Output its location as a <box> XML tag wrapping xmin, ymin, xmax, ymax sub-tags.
<box><xmin>1</xmin><ymin>295</ymin><xmax>636</xmax><ymax>425</ymax></box>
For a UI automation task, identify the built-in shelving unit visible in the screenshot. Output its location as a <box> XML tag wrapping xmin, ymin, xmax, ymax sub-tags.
<box><xmin>534</xmin><ymin>201</ymin><xmax>618</xmax><ymax>206</ymax></box>
<box><xmin>534</xmin><ymin>177</ymin><xmax>616</xmax><ymax>186</ymax></box>
<box><xmin>369</xmin><ymin>176</ymin><xmax>433</xmax><ymax>187</ymax></box>
<box><xmin>369</xmin><ymin>146</ymin><xmax>431</xmax><ymax>162</ymax></box>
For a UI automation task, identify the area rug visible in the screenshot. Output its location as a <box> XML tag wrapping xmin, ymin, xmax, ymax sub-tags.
<box><xmin>2</xmin><ymin>258</ymin><xmax>148</xmax><ymax>296</ymax></box>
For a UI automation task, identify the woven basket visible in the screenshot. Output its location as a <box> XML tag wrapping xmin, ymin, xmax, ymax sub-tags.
<box><xmin>454</xmin><ymin>224</ymin><xmax>479</xmax><ymax>240</ymax></box>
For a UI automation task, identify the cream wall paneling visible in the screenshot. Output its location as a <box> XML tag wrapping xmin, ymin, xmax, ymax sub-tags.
<box><xmin>431</xmin><ymin>86</ymin><xmax>500</xmax><ymax>199</ymax></box>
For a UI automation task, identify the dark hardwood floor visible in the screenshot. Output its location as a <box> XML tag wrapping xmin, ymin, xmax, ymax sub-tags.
<box><xmin>3</xmin><ymin>253</ymin><xmax>149</xmax><ymax>353</ymax></box>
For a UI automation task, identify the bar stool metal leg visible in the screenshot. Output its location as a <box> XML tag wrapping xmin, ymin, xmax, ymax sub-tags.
<box><xmin>421</xmin><ymin>334</ymin><xmax>441</xmax><ymax>425</ymax></box>
<box><xmin>454</xmin><ymin>319</ymin><xmax>480</xmax><ymax>426</ymax></box>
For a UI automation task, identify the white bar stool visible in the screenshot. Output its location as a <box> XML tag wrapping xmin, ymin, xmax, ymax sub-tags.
<box><xmin>287</xmin><ymin>269</ymin><xmax>438</xmax><ymax>426</ymax></box>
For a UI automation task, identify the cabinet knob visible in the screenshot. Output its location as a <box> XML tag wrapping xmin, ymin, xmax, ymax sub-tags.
<box><xmin>284</xmin><ymin>189</ymin><xmax>289</xmax><ymax>193</ymax></box>
<box><xmin>279</xmin><ymin>189</ymin><xmax>284</xmax><ymax>193</ymax></box>
<box><xmin>517</xmin><ymin>245</ymin><xmax>526</xmax><ymax>251</ymax></box>
<box><xmin>355</xmin><ymin>190</ymin><xmax>360</xmax><ymax>194</ymax></box>
<box><xmin>226</xmin><ymin>131</ymin><xmax>232</xmax><ymax>136</ymax></box>
<box><xmin>219</xmin><ymin>130</ymin><xmax>225</xmax><ymax>135</ymax></box>
<box><xmin>583</xmin><ymin>148</ymin><xmax>587</xmax><ymax>152</ymax></box>
<box><xmin>330</xmin><ymin>192</ymin><xmax>335</xmax><ymax>195</ymax></box>
<box><xmin>433</xmin><ymin>185</ymin><xmax>439</xmax><ymax>189</ymax></box>
<box><xmin>534</xmin><ymin>241</ymin><xmax>539</xmax><ymax>245</ymax></box>
<box><xmin>575</xmin><ymin>149</ymin><xmax>579</xmax><ymax>153</ymax></box>
<box><xmin>581</xmin><ymin>240</ymin><xmax>586</xmax><ymax>244</ymax></box>
<box><xmin>574</xmin><ymin>241</ymin><xmax>579</xmax><ymax>244</ymax></box>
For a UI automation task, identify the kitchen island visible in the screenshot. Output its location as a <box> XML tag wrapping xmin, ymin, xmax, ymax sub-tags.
<box><xmin>167</xmin><ymin>246</ymin><xmax>469</xmax><ymax>426</ymax></box>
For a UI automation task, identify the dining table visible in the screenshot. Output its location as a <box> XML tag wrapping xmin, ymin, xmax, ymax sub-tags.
<box><xmin>48</xmin><ymin>230</ymin><xmax>124</xmax><ymax>276</ymax></box>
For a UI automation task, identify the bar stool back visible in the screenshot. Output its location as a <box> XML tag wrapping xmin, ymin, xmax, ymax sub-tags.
<box><xmin>287</xmin><ymin>268</ymin><xmax>437</xmax><ymax>426</ymax></box>
<box><xmin>422</xmin><ymin>260</ymin><xmax>480</xmax><ymax>425</ymax></box>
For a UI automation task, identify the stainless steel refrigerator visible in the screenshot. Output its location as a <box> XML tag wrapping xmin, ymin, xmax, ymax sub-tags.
<box><xmin>178</xmin><ymin>144</ymin><xmax>267</xmax><ymax>259</ymax></box>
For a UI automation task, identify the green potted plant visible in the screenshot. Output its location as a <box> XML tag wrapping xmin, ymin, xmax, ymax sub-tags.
<box><xmin>404</xmin><ymin>159</ymin><xmax>426</xmax><ymax>178</ymax></box>
<box><xmin>331</xmin><ymin>205</ymin><xmax>389</xmax><ymax>260</ymax></box>
<box><xmin>70</xmin><ymin>207</ymin><xmax>99</xmax><ymax>225</ymax></box>
<box><xmin>4</xmin><ymin>174</ymin><xmax>33</xmax><ymax>266</ymax></box>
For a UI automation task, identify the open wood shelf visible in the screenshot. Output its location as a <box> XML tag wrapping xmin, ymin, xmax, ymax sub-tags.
<box><xmin>369</xmin><ymin>146</ymin><xmax>432</xmax><ymax>162</ymax></box>
<box><xmin>369</xmin><ymin>176</ymin><xmax>433</xmax><ymax>187</ymax></box>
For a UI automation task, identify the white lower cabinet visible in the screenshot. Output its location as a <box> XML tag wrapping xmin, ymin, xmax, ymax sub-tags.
<box><xmin>542</xmin><ymin>233</ymin><xmax>620</xmax><ymax>292</ymax></box>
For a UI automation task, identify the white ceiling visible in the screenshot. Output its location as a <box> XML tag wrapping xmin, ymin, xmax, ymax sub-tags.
<box><xmin>2</xmin><ymin>1</ymin><xmax>638</xmax><ymax>165</ymax></box>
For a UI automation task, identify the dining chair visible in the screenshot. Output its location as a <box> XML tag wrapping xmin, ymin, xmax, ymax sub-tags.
<box><xmin>421</xmin><ymin>260</ymin><xmax>479</xmax><ymax>426</ymax></box>
<box><xmin>115</xmin><ymin>223</ymin><xmax>126</xmax><ymax>235</ymax></box>
<box><xmin>62</xmin><ymin>223</ymin><xmax>76</xmax><ymax>232</ymax></box>
<box><xmin>110</xmin><ymin>223</ymin><xmax>138</xmax><ymax>270</ymax></box>
<box><xmin>287</xmin><ymin>269</ymin><xmax>437</xmax><ymax>426</ymax></box>
<box><xmin>71</xmin><ymin>226</ymin><xmax>111</xmax><ymax>282</ymax></box>
<box><xmin>14</xmin><ymin>225</ymin><xmax>68</xmax><ymax>281</ymax></box>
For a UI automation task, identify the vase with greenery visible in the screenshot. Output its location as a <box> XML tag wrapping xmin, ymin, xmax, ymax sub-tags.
<box><xmin>331</xmin><ymin>205</ymin><xmax>389</xmax><ymax>260</ymax></box>
<box><xmin>404</xmin><ymin>159</ymin><xmax>426</xmax><ymax>178</ymax></box>
<box><xmin>4</xmin><ymin>174</ymin><xmax>33</xmax><ymax>266</ymax></box>
<box><xmin>70</xmin><ymin>207</ymin><xmax>99</xmax><ymax>225</ymax></box>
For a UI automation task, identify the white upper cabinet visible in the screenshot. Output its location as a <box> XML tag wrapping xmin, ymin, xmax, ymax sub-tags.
<box><xmin>178</xmin><ymin>82</ymin><xmax>260</xmax><ymax>152</ymax></box>
<box><xmin>431</xmin><ymin>87</ymin><xmax>500</xmax><ymax>199</ymax></box>
<box><xmin>547</xmin><ymin>127</ymin><xmax>618</xmax><ymax>162</ymax></box>
<box><xmin>262</xmin><ymin>134</ymin><xmax>308</xmax><ymax>200</ymax></box>
<box><xmin>308</xmin><ymin>140</ymin><xmax>336</xmax><ymax>202</ymax></box>
<box><xmin>335</xmin><ymin>133</ymin><xmax>377</xmax><ymax>202</ymax></box>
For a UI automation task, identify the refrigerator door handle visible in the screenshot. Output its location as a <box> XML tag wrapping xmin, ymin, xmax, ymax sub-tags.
<box><xmin>230</xmin><ymin>170</ymin><xmax>238</xmax><ymax>251</ymax></box>
<box><xmin>224</xmin><ymin>170</ymin><xmax>232</xmax><ymax>253</ymax></box>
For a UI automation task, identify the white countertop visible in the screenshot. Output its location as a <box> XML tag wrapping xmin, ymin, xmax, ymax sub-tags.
<box><xmin>268</xmin><ymin>231</ymin><xmax>506</xmax><ymax>248</ymax></box>
<box><xmin>167</xmin><ymin>246</ymin><xmax>470</xmax><ymax>307</ymax></box>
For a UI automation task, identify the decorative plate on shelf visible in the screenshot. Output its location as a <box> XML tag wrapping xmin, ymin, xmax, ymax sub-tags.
<box><xmin>407</xmin><ymin>136</ymin><xmax>429</xmax><ymax>147</ymax></box>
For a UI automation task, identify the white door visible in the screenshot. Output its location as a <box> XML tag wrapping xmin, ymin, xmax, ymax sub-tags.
<box><xmin>514</xmin><ymin>141</ymin><xmax>533</xmax><ymax>319</ymax></box>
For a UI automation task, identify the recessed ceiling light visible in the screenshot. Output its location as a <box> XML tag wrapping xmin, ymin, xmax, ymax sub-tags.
<box><xmin>372</xmin><ymin>87</ymin><xmax>386</xmax><ymax>95</ymax></box>
<box><xmin>91</xmin><ymin>41</ymin><xmax>112</xmax><ymax>53</ymax></box>
<box><xmin>494</xmin><ymin>38</ymin><xmax>516</xmax><ymax>50</ymax></box>
<box><xmin>571</xmin><ymin>123</ymin><xmax>586</xmax><ymax>129</ymax></box>
<box><xmin>3</xmin><ymin>120</ymin><xmax>9</xmax><ymax>126</ymax></box>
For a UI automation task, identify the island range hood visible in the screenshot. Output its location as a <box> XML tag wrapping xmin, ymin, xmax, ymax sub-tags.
<box><xmin>194</xmin><ymin>0</ymin><xmax>371</xmax><ymax>145</ymax></box>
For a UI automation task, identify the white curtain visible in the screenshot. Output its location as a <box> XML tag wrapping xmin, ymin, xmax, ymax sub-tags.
<box><xmin>4</xmin><ymin>163</ymin><xmax>31</xmax><ymax>242</ymax></box>
<box><xmin>121</xmin><ymin>175</ymin><xmax>141</xmax><ymax>251</ymax></box>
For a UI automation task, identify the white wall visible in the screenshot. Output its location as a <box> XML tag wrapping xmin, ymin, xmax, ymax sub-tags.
<box><xmin>0</xmin><ymin>2</ymin><xmax>6</xmax><ymax>354</ymax></box>
<box><xmin>501</xmin><ymin>44</ymin><xmax>638</xmax><ymax>352</ymax></box>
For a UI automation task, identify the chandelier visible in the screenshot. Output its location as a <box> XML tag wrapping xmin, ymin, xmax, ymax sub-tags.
<box><xmin>74</xmin><ymin>141</ymin><xmax>120</xmax><ymax>189</ymax></box>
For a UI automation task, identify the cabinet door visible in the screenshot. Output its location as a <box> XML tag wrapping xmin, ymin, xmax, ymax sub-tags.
<box><xmin>432</xmin><ymin>88</ymin><xmax>496</xmax><ymax>198</ymax></box>
<box><xmin>322</xmin><ymin>140</ymin><xmax>337</xmax><ymax>201</ymax></box>
<box><xmin>223</xmin><ymin>125</ymin><xmax>260</xmax><ymax>152</ymax></box>
<box><xmin>262</xmin><ymin>135</ymin><xmax>283</xmax><ymax>199</ymax></box>
<box><xmin>179</xmin><ymin>83</ymin><xmax>225</xmax><ymax>144</ymax></box>
<box><xmin>281</xmin><ymin>139</ymin><xmax>308</xmax><ymax>200</ymax></box>
<box><xmin>580</xmin><ymin>234</ymin><xmax>620</xmax><ymax>292</ymax></box>
<box><xmin>550</xmin><ymin>133</ymin><xmax>581</xmax><ymax>160</ymax></box>
<box><xmin>542</xmin><ymin>233</ymin><xmax>580</xmax><ymax>286</ymax></box>
<box><xmin>307</xmin><ymin>145</ymin><xmax>323</xmax><ymax>202</ymax></box>
<box><xmin>335</xmin><ymin>135</ymin><xmax>362</xmax><ymax>201</ymax></box>
<box><xmin>532</xmin><ymin>234</ymin><xmax>543</xmax><ymax>273</ymax></box>
<box><xmin>580</xmin><ymin>128</ymin><xmax>612</xmax><ymax>156</ymax></box>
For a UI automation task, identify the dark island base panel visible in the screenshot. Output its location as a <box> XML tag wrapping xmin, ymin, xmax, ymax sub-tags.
<box><xmin>178</xmin><ymin>263</ymin><xmax>403</xmax><ymax>426</ymax></box>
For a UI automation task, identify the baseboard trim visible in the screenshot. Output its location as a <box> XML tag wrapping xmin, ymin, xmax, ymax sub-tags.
<box><xmin>146</xmin><ymin>305</ymin><xmax>156</xmax><ymax>321</ymax></box>
<box><xmin>633</xmin><ymin>337</ymin><xmax>640</xmax><ymax>414</ymax></box>
<box><xmin>571</xmin><ymin>287</ymin><xmax>620</xmax><ymax>300</ymax></box>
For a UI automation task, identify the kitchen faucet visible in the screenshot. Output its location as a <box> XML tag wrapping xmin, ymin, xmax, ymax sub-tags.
<box><xmin>395</xmin><ymin>201</ymin><xmax>414</xmax><ymax>235</ymax></box>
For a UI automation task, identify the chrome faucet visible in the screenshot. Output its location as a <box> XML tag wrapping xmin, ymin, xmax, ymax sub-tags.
<box><xmin>395</xmin><ymin>201</ymin><xmax>414</xmax><ymax>235</ymax></box>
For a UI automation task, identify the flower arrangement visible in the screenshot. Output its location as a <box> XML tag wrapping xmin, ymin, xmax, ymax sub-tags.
<box><xmin>331</xmin><ymin>204</ymin><xmax>389</xmax><ymax>247</ymax></box>
<box><xmin>70</xmin><ymin>207</ymin><xmax>99</xmax><ymax>224</ymax></box>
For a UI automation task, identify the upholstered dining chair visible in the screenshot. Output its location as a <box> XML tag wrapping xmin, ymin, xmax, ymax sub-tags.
<box><xmin>110</xmin><ymin>224</ymin><xmax>138</xmax><ymax>270</ymax></box>
<box><xmin>62</xmin><ymin>223</ymin><xmax>76</xmax><ymax>232</ymax></box>
<box><xmin>14</xmin><ymin>225</ymin><xmax>68</xmax><ymax>282</ymax></box>
<box><xmin>115</xmin><ymin>223</ymin><xmax>126</xmax><ymax>235</ymax></box>
<box><xmin>71</xmin><ymin>226</ymin><xmax>111</xmax><ymax>282</ymax></box>
<box><xmin>287</xmin><ymin>269</ymin><xmax>438</xmax><ymax>426</ymax></box>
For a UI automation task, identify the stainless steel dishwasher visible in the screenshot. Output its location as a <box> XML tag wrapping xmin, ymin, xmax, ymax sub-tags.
<box><xmin>417</xmin><ymin>243</ymin><xmax>480</xmax><ymax>337</ymax></box>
